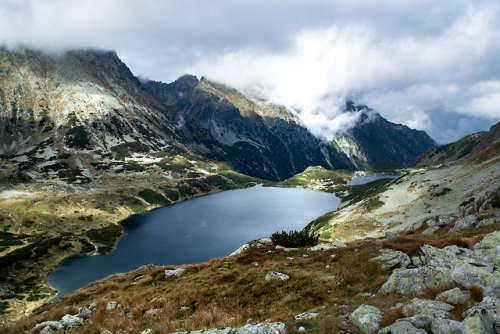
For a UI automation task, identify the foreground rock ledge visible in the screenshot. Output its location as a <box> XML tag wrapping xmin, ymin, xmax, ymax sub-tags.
<box><xmin>171</xmin><ymin>322</ymin><xmax>287</xmax><ymax>334</ymax></box>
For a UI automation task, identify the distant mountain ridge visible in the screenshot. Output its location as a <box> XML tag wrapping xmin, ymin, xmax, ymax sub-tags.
<box><xmin>412</xmin><ymin>121</ymin><xmax>500</xmax><ymax>167</ymax></box>
<box><xmin>1</xmin><ymin>48</ymin><xmax>434</xmax><ymax>181</ymax></box>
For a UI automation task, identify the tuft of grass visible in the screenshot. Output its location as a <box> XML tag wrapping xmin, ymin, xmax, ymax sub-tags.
<box><xmin>434</xmin><ymin>187</ymin><xmax>452</xmax><ymax>197</ymax></box>
<box><xmin>466</xmin><ymin>284</ymin><xmax>483</xmax><ymax>302</ymax></box>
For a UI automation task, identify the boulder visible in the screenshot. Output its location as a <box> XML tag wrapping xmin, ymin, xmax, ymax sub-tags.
<box><xmin>400</xmin><ymin>298</ymin><xmax>453</xmax><ymax>329</ymax></box>
<box><xmin>100</xmin><ymin>331</ymin><xmax>112</xmax><ymax>334</ymax></box>
<box><xmin>349</xmin><ymin>304</ymin><xmax>382</xmax><ymax>333</ymax></box>
<box><xmin>430</xmin><ymin>318</ymin><xmax>461</xmax><ymax>334</ymax></box>
<box><xmin>265</xmin><ymin>271</ymin><xmax>290</xmax><ymax>281</ymax></box>
<box><xmin>229</xmin><ymin>243</ymin><xmax>251</xmax><ymax>256</ymax></box>
<box><xmin>450</xmin><ymin>263</ymin><xmax>498</xmax><ymax>292</ymax></box>
<box><xmin>377</xmin><ymin>320</ymin><xmax>426</xmax><ymax>333</ymax></box>
<box><xmin>378</xmin><ymin>266</ymin><xmax>450</xmax><ymax>295</ymax></box>
<box><xmin>33</xmin><ymin>321</ymin><xmax>64</xmax><ymax>332</ymax></box>
<box><xmin>436</xmin><ymin>288</ymin><xmax>470</xmax><ymax>305</ymax></box>
<box><xmin>472</xmin><ymin>230</ymin><xmax>500</xmax><ymax>267</ymax></box>
<box><xmin>475</xmin><ymin>217</ymin><xmax>499</xmax><ymax>228</ymax></box>
<box><xmin>422</xmin><ymin>226</ymin><xmax>440</xmax><ymax>235</ymax></box>
<box><xmin>164</xmin><ymin>268</ymin><xmax>185</xmax><ymax>278</ymax></box>
<box><xmin>39</xmin><ymin>327</ymin><xmax>56</xmax><ymax>334</ymax></box>
<box><xmin>77</xmin><ymin>306</ymin><xmax>92</xmax><ymax>319</ymax></box>
<box><xmin>60</xmin><ymin>314</ymin><xmax>84</xmax><ymax>331</ymax></box>
<box><xmin>462</xmin><ymin>296</ymin><xmax>500</xmax><ymax>318</ymax></box>
<box><xmin>370</xmin><ymin>249</ymin><xmax>410</xmax><ymax>270</ymax></box>
<box><xmin>426</xmin><ymin>216</ymin><xmax>454</xmax><ymax>228</ymax></box>
<box><xmin>457</xmin><ymin>309</ymin><xmax>495</xmax><ymax>333</ymax></box>
<box><xmin>141</xmin><ymin>329</ymin><xmax>154</xmax><ymax>334</ymax></box>
<box><xmin>144</xmin><ymin>308</ymin><xmax>164</xmax><ymax>317</ymax></box>
<box><xmin>292</xmin><ymin>312</ymin><xmax>319</xmax><ymax>321</ymax></box>
<box><xmin>106</xmin><ymin>301</ymin><xmax>119</xmax><ymax>311</ymax></box>
<box><xmin>421</xmin><ymin>244</ymin><xmax>473</xmax><ymax>269</ymax></box>
<box><xmin>275</xmin><ymin>245</ymin><xmax>298</xmax><ymax>251</ymax></box>
<box><xmin>308</xmin><ymin>242</ymin><xmax>346</xmax><ymax>251</ymax></box>
<box><xmin>450</xmin><ymin>215</ymin><xmax>477</xmax><ymax>232</ymax></box>
<box><xmin>402</xmin><ymin>298</ymin><xmax>454</xmax><ymax>318</ymax></box>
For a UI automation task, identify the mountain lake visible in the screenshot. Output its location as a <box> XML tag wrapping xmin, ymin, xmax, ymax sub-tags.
<box><xmin>47</xmin><ymin>186</ymin><xmax>340</xmax><ymax>298</ymax></box>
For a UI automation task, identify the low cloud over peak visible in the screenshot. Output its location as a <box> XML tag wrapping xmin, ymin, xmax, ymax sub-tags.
<box><xmin>1</xmin><ymin>0</ymin><xmax>499</xmax><ymax>143</ymax></box>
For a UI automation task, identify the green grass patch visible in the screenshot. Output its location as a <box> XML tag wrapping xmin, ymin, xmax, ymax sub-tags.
<box><xmin>277</xmin><ymin>166</ymin><xmax>352</xmax><ymax>188</ymax></box>
<box><xmin>320</xmin><ymin>231</ymin><xmax>331</xmax><ymax>239</ymax></box>
<box><xmin>85</xmin><ymin>225</ymin><xmax>123</xmax><ymax>254</ymax></box>
<box><xmin>138</xmin><ymin>189</ymin><xmax>170</xmax><ymax>206</ymax></box>
<box><xmin>365</xmin><ymin>196</ymin><xmax>384</xmax><ymax>211</ymax></box>
<box><xmin>306</xmin><ymin>211</ymin><xmax>337</xmax><ymax>232</ymax></box>
<box><xmin>337</xmin><ymin>178</ymin><xmax>393</xmax><ymax>205</ymax></box>
<box><xmin>219</xmin><ymin>171</ymin><xmax>269</xmax><ymax>188</ymax></box>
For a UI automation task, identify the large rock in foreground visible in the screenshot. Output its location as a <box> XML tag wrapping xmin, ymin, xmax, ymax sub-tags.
<box><xmin>349</xmin><ymin>304</ymin><xmax>382</xmax><ymax>333</ymax></box>
<box><xmin>171</xmin><ymin>322</ymin><xmax>286</xmax><ymax>334</ymax></box>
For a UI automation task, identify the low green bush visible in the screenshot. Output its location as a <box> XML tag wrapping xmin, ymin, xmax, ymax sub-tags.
<box><xmin>271</xmin><ymin>229</ymin><xmax>319</xmax><ymax>248</ymax></box>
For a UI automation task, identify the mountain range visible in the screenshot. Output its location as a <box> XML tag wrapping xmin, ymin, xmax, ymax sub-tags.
<box><xmin>0</xmin><ymin>48</ymin><xmax>434</xmax><ymax>183</ymax></box>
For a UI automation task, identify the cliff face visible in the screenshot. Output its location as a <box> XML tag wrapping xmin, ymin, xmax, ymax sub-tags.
<box><xmin>143</xmin><ymin>76</ymin><xmax>354</xmax><ymax>180</ymax></box>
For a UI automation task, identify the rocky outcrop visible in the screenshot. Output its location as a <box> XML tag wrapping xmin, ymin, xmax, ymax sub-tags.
<box><xmin>379</xmin><ymin>230</ymin><xmax>500</xmax><ymax>296</ymax></box>
<box><xmin>370</xmin><ymin>249</ymin><xmax>410</xmax><ymax>270</ymax></box>
<box><xmin>378</xmin><ymin>265</ymin><xmax>451</xmax><ymax>295</ymax></box>
<box><xmin>436</xmin><ymin>288</ymin><xmax>471</xmax><ymax>305</ymax></box>
<box><xmin>165</xmin><ymin>268</ymin><xmax>186</xmax><ymax>278</ymax></box>
<box><xmin>372</xmin><ymin>229</ymin><xmax>500</xmax><ymax>333</ymax></box>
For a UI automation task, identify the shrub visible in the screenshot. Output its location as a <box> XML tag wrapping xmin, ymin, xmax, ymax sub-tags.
<box><xmin>271</xmin><ymin>229</ymin><xmax>319</xmax><ymax>248</ymax></box>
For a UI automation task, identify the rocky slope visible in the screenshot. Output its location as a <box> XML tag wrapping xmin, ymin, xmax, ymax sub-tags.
<box><xmin>143</xmin><ymin>75</ymin><xmax>354</xmax><ymax>180</ymax></box>
<box><xmin>331</xmin><ymin>101</ymin><xmax>436</xmax><ymax>170</ymax></box>
<box><xmin>412</xmin><ymin>121</ymin><xmax>500</xmax><ymax>167</ymax></box>
<box><xmin>310</xmin><ymin>121</ymin><xmax>500</xmax><ymax>242</ymax></box>
<box><xmin>1</xmin><ymin>122</ymin><xmax>498</xmax><ymax>332</ymax></box>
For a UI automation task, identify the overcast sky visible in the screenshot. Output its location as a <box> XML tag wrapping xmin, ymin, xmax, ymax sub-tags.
<box><xmin>1</xmin><ymin>0</ymin><xmax>500</xmax><ymax>143</ymax></box>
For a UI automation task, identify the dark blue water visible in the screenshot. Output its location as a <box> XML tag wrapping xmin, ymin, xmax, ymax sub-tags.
<box><xmin>47</xmin><ymin>186</ymin><xmax>339</xmax><ymax>297</ymax></box>
<box><xmin>347</xmin><ymin>174</ymin><xmax>400</xmax><ymax>186</ymax></box>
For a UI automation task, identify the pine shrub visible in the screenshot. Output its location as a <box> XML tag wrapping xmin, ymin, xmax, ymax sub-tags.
<box><xmin>271</xmin><ymin>229</ymin><xmax>319</xmax><ymax>248</ymax></box>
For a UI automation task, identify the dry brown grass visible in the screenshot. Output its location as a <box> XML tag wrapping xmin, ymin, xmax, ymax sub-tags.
<box><xmin>379</xmin><ymin>305</ymin><xmax>404</xmax><ymax>328</ymax></box>
<box><xmin>2</xmin><ymin>225</ymin><xmax>495</xmax><ymax>333</ymax></box>
<box><xmin>466</xmin><ymin>284</ymin><xmax>484</xmax><ymax>302</ymax></box>
<box><xmin>380</xmin><ymin>232</ymin><xmax>485</xmax><ymax>256</ymax></box>
<box><xmin>424</xmin><ymin>282</ymin><xmax>459</xmax><ymax>300</ymax></box>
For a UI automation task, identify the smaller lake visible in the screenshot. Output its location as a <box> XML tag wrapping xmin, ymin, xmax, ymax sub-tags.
<box><xmin>47</xmin><ymin>186</ymin><xmax>339</xmax><ymax>298</ymax></box>
<box><xmin>347</xmin><ymin>174</ymin><xmax>400</xmax><ymax>186</ymax></box>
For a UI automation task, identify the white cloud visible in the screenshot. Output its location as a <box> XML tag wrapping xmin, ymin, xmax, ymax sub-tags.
<box><xmin>1</xmin><ymin>0</ymin><xmax>499</xmax><ymax>143</ymax></box>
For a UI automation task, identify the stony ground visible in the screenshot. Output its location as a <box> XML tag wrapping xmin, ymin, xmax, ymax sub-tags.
<box><xmin>318</xmin><ymin>152</ymin><xmax>500</xmax><ymax>242</ymax></box>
